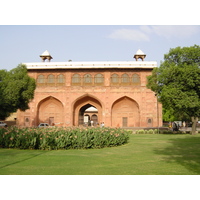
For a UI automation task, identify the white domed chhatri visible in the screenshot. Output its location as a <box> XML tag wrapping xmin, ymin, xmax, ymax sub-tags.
<box><xmin>41</xmin><ymin>50</ymin><xmax>51</xmax><ymax>56</ymax></box>
<box><xmin>134</xmin><ymin>49</ymin><xmax>146</xmax><ymax>61</ymax></box>
<box><xmin>40</xmin><ymin>50</ymin><xmax>53</xmax><ymax>62</ymax></box>
<box><xmin>25</xmin><ymin>49</ymin><xmax>156</xmax><ymax>70</ymax></box>
<box><xmin>135</xmin><ymin>49</ymin><xmax>145</xmax><ymax>55</ymax></box>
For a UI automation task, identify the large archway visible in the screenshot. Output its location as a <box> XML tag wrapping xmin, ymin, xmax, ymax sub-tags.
<box><xmin>73</xmin><ymin>95</ymin><xmax>103</xmax><ymax>126</ymax></box>
<box><xmin>37</xmin><ymin>96</ymin><xmax>64</xmax><ymax>126</ymax></box>
<box><xmin>111</xmin><ymin>96</ymin><xmax>140</xmax><ymax>127</ymax></box>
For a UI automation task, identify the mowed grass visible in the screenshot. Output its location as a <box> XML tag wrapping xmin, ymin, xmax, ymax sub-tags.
<box><xmin>1</xmin><ymin>133</ymin><xmax>200</xmax><ymax>175</ymax></box>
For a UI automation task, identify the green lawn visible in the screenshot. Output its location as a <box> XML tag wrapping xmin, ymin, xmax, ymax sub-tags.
<box><xmin>1</xmin><ymin>134</ymin><xmax>200</xmax><ymax>175</ymax></box>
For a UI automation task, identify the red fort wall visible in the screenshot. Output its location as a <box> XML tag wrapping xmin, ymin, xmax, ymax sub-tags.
<box><xmin>17</xmin><ymin>67</ymin><xmax>162</xmax><ymax>128</ymax></box>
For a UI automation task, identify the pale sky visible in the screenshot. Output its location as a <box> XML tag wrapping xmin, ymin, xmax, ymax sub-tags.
<box><xmin>1</xmin><ymin>1</ymin><xmax>200</xmax><ymax>71</ymax></box>
<box><xmin>0</xmin><ymin>25</ymin><xmax>199</xmax><ymax>70</ymax></box>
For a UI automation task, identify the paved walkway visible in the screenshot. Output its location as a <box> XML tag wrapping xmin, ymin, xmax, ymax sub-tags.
<box><xmin>179</xmin><ymin>127</ymin><xmax>200</xmax><ymax>132</ymax></box>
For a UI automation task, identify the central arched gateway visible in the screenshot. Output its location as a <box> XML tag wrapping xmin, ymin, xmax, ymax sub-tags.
<box><xmin>73</xmin><ymin>95</ymin><xmax>103</xmax><ymax>126</ymax></box>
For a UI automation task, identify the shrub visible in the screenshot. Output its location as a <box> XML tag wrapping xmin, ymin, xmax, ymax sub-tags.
<box><xmin>136</xmin><ymin>129</ymin><xmax>157</xmax><ymax>134</ymax></box>
<box><xmin>0</xmin><ymin>127</ymin><xmax>130</xmax><ymax>150</ymax></box>
<box><xmin>134</xmin><ymin>129</ymin><xmax>192</xmax><ymax>134</ymax></box>
<box><xmin>153</xmin><ymin>129</ymin><xmax>159</xmax><ymax>134</ymax></box>
<box><xmin>160</xmin><ymin>130</ymin><xmax>187</xmax><ymax>134</ymax></box>
<box><xmin>136</xmin><ymin>130</ymin><xmax>145</xmax><ymax>134</ymax></box>
<box><xmin>148</xmin><ymin>129</ymin><xmax>154</xmax><ymax>134</ymax></box>
<box><xmin>135</xmin><ymin>129</ymin><xmax>159</xmax><ymax>134</ymax></box>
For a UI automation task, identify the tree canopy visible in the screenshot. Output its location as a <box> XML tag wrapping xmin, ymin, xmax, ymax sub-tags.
<box><xmin>147</xmin><ymin>45</ymin><xmax>200</xmax><ymax>134</ymax></box>
<box><xmin>0</xmin><ymin>64</ymin><xmax>36</xmax><ymax>120</ymax></box>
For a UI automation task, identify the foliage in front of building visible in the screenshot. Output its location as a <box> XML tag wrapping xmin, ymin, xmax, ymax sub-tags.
<box><xmin>0</xmin><ymin>64</ymin><xmax>36</xmax><ymax>120</ymax></box>
<box><xmin>0</xmin><ymin>127</ymin><xmax>130</xmax><ymax>150</ymax></box>
<box><xmin>134</xmin><ymin>129</ymin><xmax>193</xmax><ymax>134</ymax></box>
<box><xmin>135</xmin><ymin>129</ymin><xmax>159</xmax><ymax>134</ymax></box>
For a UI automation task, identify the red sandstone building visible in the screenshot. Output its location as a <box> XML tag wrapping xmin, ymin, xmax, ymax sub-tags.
<box><xmin>17</xmin><ymin>50</ymin><xmax>162</xmax><ymax>128</ymax></box>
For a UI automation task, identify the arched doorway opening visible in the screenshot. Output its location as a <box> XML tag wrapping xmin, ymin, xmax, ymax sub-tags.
<box><xmin>84</xmin><ymin>114</ymin><xmax>90</xmax><ymax>125</ymax></box>
<box><xmin>111</xmin><ymin>96</ymin><xmax>140</xmax><ymax>127</ymax></box>
<box><xmin>80</xmin><ymin>105</ymin><xmax>98</xmax><ymax>126</ymax></box>
<box><xmin>91</xmin><ymin>114</ymin><xmax>98</xmax><ymax>125</ymax></box>
<box><xmin>84</xmin><ymin>106</ymin><xmax>98</xmax><ymax>126</ymax></box>
<box><xmin>37</xmin><ymin>96</ymin><xmax>64</xmax><ymax>126</ymax></box>
<box><xmin>73</xmin><ymin>95</ymin><xmax>102</xmax><ymax>126</ymax></box>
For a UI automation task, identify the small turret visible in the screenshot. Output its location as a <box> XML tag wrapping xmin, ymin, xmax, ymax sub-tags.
<box><xmin>134</xmin><ymin>49</ymin><xmax>146</xmax><ymax>61</ymax></box>
<box><xmin>40</xmin><ymin>50</ymin><xmax>53</xmax><ymax>62</ymax></box>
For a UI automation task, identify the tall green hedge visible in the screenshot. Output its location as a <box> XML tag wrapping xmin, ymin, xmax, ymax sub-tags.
<box><xmin>0</xmin><ymin>127</ymin><xmax>130</xmax><ymax>150</ymax></box>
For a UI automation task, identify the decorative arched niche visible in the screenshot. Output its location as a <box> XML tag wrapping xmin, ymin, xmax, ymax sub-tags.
<box><xmin>111</xmin><ymin>96</ymin><xmax>140</xmax><ymax>127</ymax></box>
<box><xmin>37</xmin><ymin>96</ymin><xmax>64</xmax><ymax>126</ymax></box>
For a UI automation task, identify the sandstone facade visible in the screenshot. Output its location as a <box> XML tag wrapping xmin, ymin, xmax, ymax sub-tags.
<box><xmin>17</xmin><ymin>50</ymin><xmax>162</xmax><ymax>128</ymax></box>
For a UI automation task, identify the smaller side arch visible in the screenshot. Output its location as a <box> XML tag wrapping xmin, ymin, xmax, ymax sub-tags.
<box><xmin>132</xmin><ymin>74</ymin><xmax>140</xmax><ymax>86</ymax></box>
<box><xmin>111</xmin><ymin>96</ymin><xmax>140</xmax><ymax>127</ymax></box>
<box><xmin>83</xmin><ymin>74</ymin><xmax>92</xmax><ymax>86</ymax></box>
<box><xmin>94</xmin><ymin>73</ymin><xmax>104</xmax><ymax>85</ymax></box>
<box><xmin>111</xmin><ymin>73</ymin><xmax>119</xmax><ymax>86</ymax></box>
<box><xmin>37</xmin><ymin>74</ymin><xmax>45</xmax><ymax>86</ymax></box>
<box><xmin>37</xmin><ymin>96</ymin><xmax>64</xmax><ymax>126</ymax></box>
<box><xmin>47</xmin><ymin>74</ymin><xmax>55</xmax><ymax>82</ymax></box>
<box><xmin>47</xmin><ymin>74</ymin><xmax>55</xmax><ymax>86</ymax></box>
<box><xmin>72</xmin><ymin>74</ymin><xmax>81</xmax><ymax>86</ymax></box>
<box><xmin>121</xmin><ymin>73</ymin><xmax>130</xmax><ymax>86</ymax></box>
<box><xmin>57</xmin><ymin>74</ymin><xmax>65</xmax><ymax>85</ymax></box>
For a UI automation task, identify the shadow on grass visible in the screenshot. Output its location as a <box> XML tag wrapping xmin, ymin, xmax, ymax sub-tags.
<box><xmin>0</xmin><ymin>150</ymin><xmax>47</xmax><ymax>170</ymax></box>
<box><xmin>154</xmin><ymin>135</ymin><xmax>200</xmax><ymax>174</ymax></box>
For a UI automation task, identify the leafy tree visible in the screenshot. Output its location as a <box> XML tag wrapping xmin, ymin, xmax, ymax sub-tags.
<box><xmin>0</xmin><ymin>64</ymin><xmax>36</xmax><ymax>120</ymax></box>
<box><xmin>162</xmin><ymin>107</ymin><xmax>177</xmax><ymax>122</ymax></box>
<box><xmin>147</xmin><ymin>45</ymin><xmax>200</xmax><ymax>135</ymax></box>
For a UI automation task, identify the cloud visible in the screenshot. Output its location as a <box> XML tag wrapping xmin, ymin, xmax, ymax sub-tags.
<box><xmin>149</xmin><ymin>25</ymin><xmax>200</xmax><ymax>39</ymax></box>
<box><xmin>108</xmin><ymin>28</ymin><xmax>150</xmax><ymax>41</ymax></box>
<box><xmin>108</xmin><ymin>25</ymin><xmax>200</xmax><ymax>42</ymax></box>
